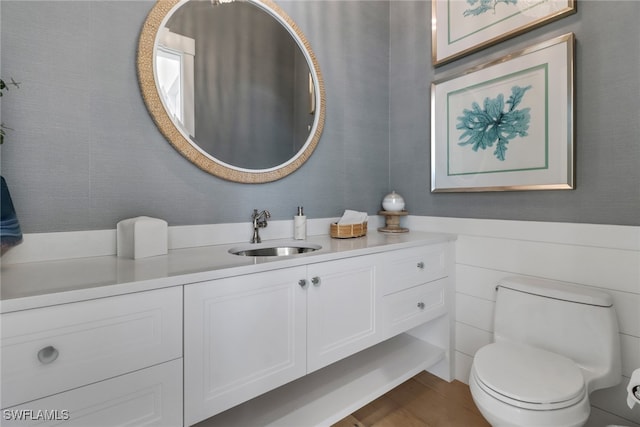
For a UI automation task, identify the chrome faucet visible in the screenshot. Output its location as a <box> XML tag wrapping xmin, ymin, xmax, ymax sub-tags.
<box><xmin>251</xmin><ymin>209</ymin><xmax>271</xmax><ymax>243</ymax></box>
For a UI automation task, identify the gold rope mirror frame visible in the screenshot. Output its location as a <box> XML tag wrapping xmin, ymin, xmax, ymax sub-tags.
<box><xmin>137</xmin><ymin>0</ymin><xmax>326</xmax><ymax>183</ymax></box>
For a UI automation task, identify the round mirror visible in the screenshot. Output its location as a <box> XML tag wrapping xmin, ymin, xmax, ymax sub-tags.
<box><xmin>137</xmin><ymin>0</ymin><xmax>325</xmax><ymax>183</ymax></box>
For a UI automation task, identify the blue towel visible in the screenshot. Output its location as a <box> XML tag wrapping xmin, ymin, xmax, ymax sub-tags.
<box><xmin>1</xmin><ymin>176</ymin><xmax>23</xmax><ymax>254</ymax></box>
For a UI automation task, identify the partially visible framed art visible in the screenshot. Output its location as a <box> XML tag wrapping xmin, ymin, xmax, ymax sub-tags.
<box><xmin>430</xmin><ymin>33</ymin><xmax>574</xmax><ymax>192</ymax></box>
<box><xmin>432</xmin><ymin>0</ymin><xmax>576</xmax><ymax>66</ymax></box>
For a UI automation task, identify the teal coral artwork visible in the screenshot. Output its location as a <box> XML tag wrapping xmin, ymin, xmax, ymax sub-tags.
<box><xmin>463</xmin><ymin>0</ymin><xmax>519</xmax><ymax>17</ymax></box>
<box><xmin>456</xmin><ymin>85</ymin><xmax>532</xmax><ymax>162</ymax></box>
<box><xmin>431</xmin><ymin>33</ymin><xmax>574</xmax><ymax>192</ymax></box>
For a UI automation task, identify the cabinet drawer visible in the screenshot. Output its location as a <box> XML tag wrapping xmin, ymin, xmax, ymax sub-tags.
<box><xmin>379</xmin><ymin>244</ymin><xmax>447</xmax><ymax>295</ymax></box>
<box><xmin>2</xmin><ymin>359</ymin><xmax>183</xmax><ymax>427</ymax></box>
<box><xmin>1</xmin><ymin>287</ymin><xmax>182</xmax><ymax>408</ymax></box>
<box><xmin>382</xmin><ymin>279</ymin><xmax>447</xmax><ymax>337</ymax></box>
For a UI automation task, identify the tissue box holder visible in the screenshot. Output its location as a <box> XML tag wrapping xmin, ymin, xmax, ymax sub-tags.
<box><xmin>117</xmin><ymin>216</ymin><xmax>168</xmax><ymax>259</ymax></box>
<box><xmin>330</xmin><ymin>222</ymin><xmax>367</xmax><ymax>239</ymax></box>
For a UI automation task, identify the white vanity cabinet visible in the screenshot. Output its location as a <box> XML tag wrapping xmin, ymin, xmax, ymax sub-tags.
<box><xmin>0</xmin><ymin>231</ymin><xmax>453</xmax><ymax>427</ymax></box>
<box><xmin>184</xmin><ymin>255</ymin><xmax>382</xmax><ymax>426</ymax></box>
<box><xmin>0</xmin><ymin>287</ymin><xmax>183</xmax><ymax>426</ymax></box>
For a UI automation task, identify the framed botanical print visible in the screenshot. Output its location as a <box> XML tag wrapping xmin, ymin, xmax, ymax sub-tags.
<box><xmin>431</xmin><ymin>33</ymin><xmax>575</xmax><ymax>192</ymax></box>
<box><xmin>432</xmin><ymin>0</ymin><xmax>576</xmax><ymax>66</ymax></box>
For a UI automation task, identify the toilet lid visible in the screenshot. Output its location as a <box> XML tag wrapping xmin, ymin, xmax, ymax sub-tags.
<box><xmin>473</xmin><ymin>342</ymin><xmax>585</xmax><ymax>410</ymax></box>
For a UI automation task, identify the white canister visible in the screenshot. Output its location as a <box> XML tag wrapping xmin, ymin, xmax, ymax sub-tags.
<box><xmin>382</xmin><ymin>191</ymin><xmax>406</xmax><ymax>212</ymax></box>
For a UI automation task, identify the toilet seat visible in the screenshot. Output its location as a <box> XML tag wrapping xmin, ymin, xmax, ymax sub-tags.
<box><xmin>472</xmin><ymin>342</ymin><xmax>586</xmax><ymax>411</ymax></box>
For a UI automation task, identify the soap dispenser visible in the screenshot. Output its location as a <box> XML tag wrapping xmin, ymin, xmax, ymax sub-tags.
<box><xmin>294</xmin><ymin>206</ymin><xmax>306</xmax><ymax>240</ymax></box>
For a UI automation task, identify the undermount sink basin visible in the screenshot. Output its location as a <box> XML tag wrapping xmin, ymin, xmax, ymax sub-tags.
<box><xmin>229</xmin><ymin>242</ymin><xmax>321</xmax><ymax>257</ymax></box>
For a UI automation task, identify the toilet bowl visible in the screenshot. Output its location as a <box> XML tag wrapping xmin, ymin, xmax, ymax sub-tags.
<box><xmin>469</xmin><ymin>276</ymin><xmax>622</xmax><ymax>427</ymax></box>
<box><xmin>469</xmin><ymin>342</ymin><xmax>590</xmax><ymax>427</ymax></box>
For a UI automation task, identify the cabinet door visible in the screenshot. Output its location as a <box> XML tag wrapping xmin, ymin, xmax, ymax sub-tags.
<box><xmin>184</xmin><ymin>267</ymin><xmax>307</xmax><ymax>426</ymax></box>
<box><xmin>306</xmin><ymin>255</ymin><xmax>381</xmax><ymax>373</ymax></box>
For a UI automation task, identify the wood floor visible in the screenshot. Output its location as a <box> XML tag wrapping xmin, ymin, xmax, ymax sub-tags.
<box><xmin>332</xmin><ymin>371</ymin><xmax>491</xmax><ymax>427</ymax></box>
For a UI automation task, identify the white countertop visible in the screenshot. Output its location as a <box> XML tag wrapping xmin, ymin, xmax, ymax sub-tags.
<box><xmin>0</xmin><ymin>231</ymin><xmax>454</xmax><ymax>313</ymax></box>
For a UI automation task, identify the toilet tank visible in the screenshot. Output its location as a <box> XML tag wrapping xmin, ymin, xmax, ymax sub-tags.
<box><xmin>493</xmin><ymin>276</ymin><xmax>621</xmax><ymax>392</ymax></box>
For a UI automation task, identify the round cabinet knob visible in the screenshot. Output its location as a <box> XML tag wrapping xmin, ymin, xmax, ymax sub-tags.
<box><xmin>298</xmin><ymin>279</ymin><xmax>307</xmax><ymax>288</ymax></box>
<box><xmin>311</xmin><ymin>276</ymin><xmax>321</xmax><ymax>286</ymax></box>
<box><xmin>417</xmin><ymin>262</ymin><xmax>425</xmax><ymax>269</ymax></box>
<box><xmin>37</xmin><ymin>345</ymin><xmax>59</xmax><ymax>364</ymax></box>
<box><xmin>417</xmin><ymin>302</ymin><xmax>425</xmax><ymax>310</ymax></box>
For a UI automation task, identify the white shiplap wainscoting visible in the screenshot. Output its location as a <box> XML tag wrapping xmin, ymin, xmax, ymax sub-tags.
<box><xmin>408</xmin><ymin>216</ymin><xmax>640</xmax><ymax>427</ymax></box>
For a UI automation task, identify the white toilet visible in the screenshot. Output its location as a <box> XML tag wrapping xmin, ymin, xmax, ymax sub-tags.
<box><xmin>469</xmin><ymin>276</ymin><xmax>622</xmax><ymax>427</ymax></box>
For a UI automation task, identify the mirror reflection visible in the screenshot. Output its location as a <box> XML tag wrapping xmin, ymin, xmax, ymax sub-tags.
<box><xmin>138</xmin><ymin>0</ymin><xmax>325</xmax><ymax>182</ymax></box>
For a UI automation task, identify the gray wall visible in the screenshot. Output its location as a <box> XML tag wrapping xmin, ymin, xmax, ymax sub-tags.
<box><xmin>390</xmin><ymin>1</ymin><xmax>640</xmax><ymax>226</ymax></box>
<box><xmin>1</xmin><ymin>1</ymin><xmax>638</xmax><ymax>233</ymax></box>
<box><xmin>0</xmin><ymin>1</ymin><xmax>390</xmax><ymax>233</ymax></box>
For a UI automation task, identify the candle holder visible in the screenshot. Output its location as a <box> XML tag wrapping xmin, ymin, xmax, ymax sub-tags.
<box><xmin>377</xmin><ymin>210</ymin><xmax>409</xmax><ymax>233</ymax></box>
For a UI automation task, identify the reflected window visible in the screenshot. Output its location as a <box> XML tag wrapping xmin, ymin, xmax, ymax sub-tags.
<box><xmin>157</xmin><ymin>47</ymin><xmax>183</xmax><ymax>124</ymax></box>
<box><xmin>156</xmin><ymin>28</ymin><xmax>196</xmax><ymax>137</ymax></box>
